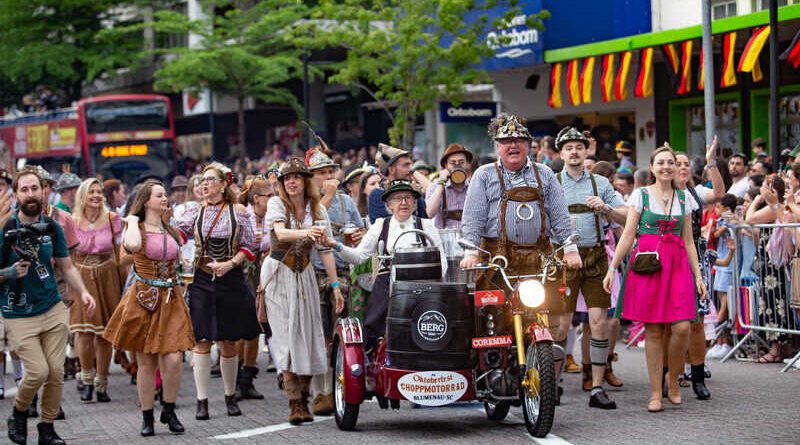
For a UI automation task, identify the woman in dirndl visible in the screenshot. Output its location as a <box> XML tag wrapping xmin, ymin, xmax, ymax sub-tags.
<box><xmin>176</xmin><ymin>162</ymin><xmax>260</xmax><ymax>420</ymax></box>
<box><xmin>70</xmin><ymin>178</ymin><xmax>124</xmax><ymax>403</ymax></box>
<box><xmin>604</xmin><ymin>146</ymin><xmax>707</xmax><ymax>413</ymax></box>
<box><xmin>104</xmin><ymin>180</ymin><xmax>194</xmax><ymax>437</ymax></box>
<box><xmin>260</xmin><ymin>157</ymin><xmax>344</xmax><ymax>425</ymax></box>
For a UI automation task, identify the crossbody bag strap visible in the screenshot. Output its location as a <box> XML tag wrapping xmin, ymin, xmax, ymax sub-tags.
<box><xmin>531</xmin><ymin>163</ymin><xmax>547</xmax><ymax>241</ymax></box>
<box><xmin>588</xmin><ymin>173</ymin><xmax>603</xmax><ymax>245</ymax></box>
<box><xmin>108</xmin><ymin>212</ymin><xmax>120</xmax><ymax>265</ymax></box>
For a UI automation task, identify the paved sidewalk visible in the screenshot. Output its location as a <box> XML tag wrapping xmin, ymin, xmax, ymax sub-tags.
<box><xmin>0</xmin><ymin>340</ymin><xmax>798</xmax><ymax>445</ymax></box>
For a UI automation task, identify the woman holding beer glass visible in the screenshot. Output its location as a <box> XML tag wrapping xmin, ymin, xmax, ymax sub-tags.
<box><xmin>104</xmin><ymin>180</ymin><xmax>194</xmax><ymax>436</ymax></box>
<box><xmin>260</xmin><ymin>157</ymin><xmax>344</xmax><ymax>425</ymax></box>
<box><xmin>176</xmin><ymin>162</ymin><xmax>260</xmax><ymax>420</ymax></box>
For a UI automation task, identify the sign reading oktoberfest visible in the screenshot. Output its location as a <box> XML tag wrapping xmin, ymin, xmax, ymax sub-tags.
<box><xmin>439</xmin><ymin>102</ymin><xmax>497</xmax><ymax>123</ymax></box>
<box><xmin>397</xmin><ymin>371</ymin><xmax>468</xmax><ymax>406</ymax></box>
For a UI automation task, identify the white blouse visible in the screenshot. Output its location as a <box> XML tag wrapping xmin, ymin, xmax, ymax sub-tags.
<box><xmin>338</xmin><ymin>216</ymin><xmax>448</xmax><ymax>276</ymax></box>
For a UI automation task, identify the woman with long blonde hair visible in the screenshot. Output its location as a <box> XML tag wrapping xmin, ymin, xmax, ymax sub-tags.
<box><xmin>175</xmin><ymin>162</ymin><xmax>260</xmax><ymax>420</ymax></box>
<box><xmin>70</xmin><ymin>178</ymin><xmax>124</xmax><ymax>403</ymax></box>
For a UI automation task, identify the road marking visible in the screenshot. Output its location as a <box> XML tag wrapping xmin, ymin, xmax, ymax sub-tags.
<box><xmin>212</xmin><ymin>416</ymin><xmax>333</xmax><ymax>439</ymax></box>
<box><xmin>529</xmin><ymin>434</ymin><xmax>575</xmax><ymax>445</ymax></box>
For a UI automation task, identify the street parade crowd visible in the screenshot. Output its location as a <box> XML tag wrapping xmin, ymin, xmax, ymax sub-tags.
<box><xmin>0</xmin><ymin>113</ymin><xmax>799</xmax><ymax>444</ymax></box>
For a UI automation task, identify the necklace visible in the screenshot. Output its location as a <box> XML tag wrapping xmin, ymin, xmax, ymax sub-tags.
<box><xmin>145</xmin><ymin>222</ymin><xmax>164</xmax><ymax>233</ymax></box>
<box><xmin>86</xmin><ymin>211</ymin><xmax>101</xmax><ymax>230</ymax></box>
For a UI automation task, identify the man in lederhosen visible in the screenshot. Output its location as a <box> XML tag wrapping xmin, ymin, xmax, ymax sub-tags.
<box><xmin>553</xmin><ymin>127</ymin><xmax>628</xmax><ymax>409</ymax></box>
<box><xmin>306</xmin><ymin>148</ymin><xmax>364</xmax><ymax>416</ymax></box>
<box><xmin>425</xmin><ymin>143</ymin><xmax>473</xmax><ymax>229</ymax></box>
<box><xmin>460</xmin><ymin>113</ymin><xmax>582</xmax><ymax>402</ymax></box>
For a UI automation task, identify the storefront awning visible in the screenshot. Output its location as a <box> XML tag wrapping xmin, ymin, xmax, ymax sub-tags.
<box><xmin>545</xmin><ymin>4</ymin><xmax>800</xmax><ymax>63</ymax></box>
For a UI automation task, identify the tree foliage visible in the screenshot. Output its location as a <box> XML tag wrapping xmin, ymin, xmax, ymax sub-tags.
<box><xmin>0</xmin><ymin>0</ymin><xmax>157</xmax><ymax>106</ymax></box>
<box><xmin>122</xmin><ymin>0</ymin><xmax>313</xmax><ymax>154</ymax></box>
<box><xmin>301</xmin><ymin>0</ymin><xmax>546</xmax><ymax>147</ymax></box>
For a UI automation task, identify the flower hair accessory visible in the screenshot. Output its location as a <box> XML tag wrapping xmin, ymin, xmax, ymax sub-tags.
<box><xmin>205</xmin><ymin>162</ymin><xmax>234</xmax><ymax>186</ymax></box>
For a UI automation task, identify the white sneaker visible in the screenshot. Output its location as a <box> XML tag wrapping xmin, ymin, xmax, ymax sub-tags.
<box><xmin>706</xmin><ymin>344</ymin><xmax>721</xmax><ymax>360</ymax></box>
<box><xmin>712</xmin><ymin>344</ymin><xmax>733</xmax><ymax>360</ymax></box>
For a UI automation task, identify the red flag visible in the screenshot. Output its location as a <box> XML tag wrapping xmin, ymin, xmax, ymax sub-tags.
<box><xmin>566</xmin><ymin>60</ymin><xmax>580</xmax><ymax>106</ymax></box>
<box><xmin>635</xmin><ymin>48</ymin><xmax>654</xmax><ymax>98</ymax></box>
<box><xmin>677</xmin><ymin>40</ymin><xmax>693</xmax><ymax>95</ymax></box>
<box><xmin>780</xmin><ymin>29</ymin><xmax>800</xmax><ymax>69</ymax></box>
<box><xmin>601</xmin><ymin>54</ymin><xmax>616</xmax><ymax>103</ymax></box>
<box><xmin>721</xmin><ymin>32</ymin><xmax>738</xmax><ymax>88</ymax></box>
<box><xmin>549</xmin><ymin>63</ymin><xmax>563</xmax><ymax>108</ymax></box>
<box><xmin>698</xmin><ymin>47</ymin><xmax>705</xmax><ymax>91</ymax></box>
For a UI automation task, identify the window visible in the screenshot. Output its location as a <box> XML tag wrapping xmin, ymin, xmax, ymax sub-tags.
<box><xmin>754</xmin><ymin>0</ymin><xmax>791</xmax><ymax>11</ymax></box>
<box><xmin>712</xmin><ymin>0</ymin><xmax>737</xmax><ymax>19</ymax></box>
<box><xmin>156</xmin><ymin>3</ymin><xmax>188</xmax><ymax>49</ymax></box>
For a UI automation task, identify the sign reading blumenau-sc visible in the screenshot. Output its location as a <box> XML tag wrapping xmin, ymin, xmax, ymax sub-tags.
<box><xmin>439</xmin><ymin>102</ymin><xmax>498</xmax><ymax>123</ymax></box>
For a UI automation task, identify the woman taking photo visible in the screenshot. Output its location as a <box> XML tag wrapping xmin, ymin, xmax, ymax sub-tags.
<box><xmin>176</xmin><ymin>162</ymin><xmax>260</xmax><ymax>420</ymax></box>
<box><xmin>70</xmin><ymin>178</ymin><xmax>124</xmax><ymax>402</ymax></box>
<box><xmin>326</xmin><ymin>179</ymin><xmax>447</xmax><ymax>346</ymax></box>
<box><xmin>604</xmin><ymin>146</ymin><xmax>707</xmax><ymax>413</ymax></box>
<box><xmin>260</xmin><ymin>157</ymin><xmax>344</xmax><ymax>425</ymax></box>
<box><xmin>104</xmin><ymin>180</ymin><xmax>194</xmax><ymax>436</ymax></box>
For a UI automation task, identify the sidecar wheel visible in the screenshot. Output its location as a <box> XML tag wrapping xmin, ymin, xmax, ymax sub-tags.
<box><xmin>334</xmin><ymin>340</ymin><xmax>360</xmax><ymax>430</ymax></box>
<box><xmin>484</xmin><ymin>401</ymin><xmax>511</xmax><ymax>421</ymax></box>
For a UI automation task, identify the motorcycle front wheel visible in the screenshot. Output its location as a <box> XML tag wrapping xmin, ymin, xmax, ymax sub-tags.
<box><xmin>333</xmin><ymin>340</ymin><xmax>360</xmax><ymax>430</ymax></box>
<box><xmin>522</xmin><ymin>341</ymin><xmax>556</xmax><ymax>438</ymax></box>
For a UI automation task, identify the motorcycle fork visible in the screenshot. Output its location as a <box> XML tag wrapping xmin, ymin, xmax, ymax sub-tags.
<box><xmin>518</xmin><ymin>312</ymin><xmax>549</xmax><ymax>395</ymax></box>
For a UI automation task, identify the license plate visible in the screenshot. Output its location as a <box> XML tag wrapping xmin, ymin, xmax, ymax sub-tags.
<box><xmin>472</xmin><ymin>335</ymin><xmax>513</xmax><ymax>348</ymax></box>
<box><xmin>475</xmin><ymin>290</ymin><xmax>505</xmax><ymax>306</ymax></box>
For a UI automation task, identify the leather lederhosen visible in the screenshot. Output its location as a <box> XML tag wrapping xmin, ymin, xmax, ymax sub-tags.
<box><xmin>478</xmin><ymin>162</ymin><xmax>554</xmax><ymax>292</ymax></box>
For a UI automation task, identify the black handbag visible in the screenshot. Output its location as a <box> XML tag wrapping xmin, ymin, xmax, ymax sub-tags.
<box><xmin>631</xmin><ymin>189</ymin><xmax>674</xmax><ymax>275</ymax></box>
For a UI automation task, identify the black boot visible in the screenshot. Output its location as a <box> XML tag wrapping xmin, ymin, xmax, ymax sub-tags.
<box><xmin>27</xmin><ymin>393</ymin><xmax>39</xmax><ymax>418</ymax></box>
<box><xmin>80</xmin><ymin>384</ymin><xmax>94</xmax><ymax>402</ymax></box>
<box><xmin>55</xmin><ymin>406</ymin><xmax>65</xmax><ymax>421</ymax></box>
<box><xmin>37</xmin><ymin>422</ymin><xmax>65</xmax><ymax>445</ymax></box>
<box><xmin>160</xmin><ymin>402</ymin><xmax>184</xmax><ymax>434</ymax></box>
<box><xmin>140</xmin><ymin>410</ymin><xmax>155</xmax><ymax>437</ymax></box>
<box><xmin>96</xmin><ymin>390</ymin><xmax>111</xmax><ymax>403</ymax></box>
<box><xmin>195</xmin><ymin>399</ymin><xmax>209</xmax><ymax>421</ymax></box>
<box><xmin>225</xmin><ymin>394</ymin><xmax>242</xmax><ymax>416</ymax></box>
<box><xmin>690</xmin><ymin>364</ymin><xmax>711</xmax><ymax>400</ymax></box>
<box><xmin>238</xmin><ymin>367</ymin><xmax>264</xmax><ymax>400</ymax></box>
<box><xmin>7</xmin><ymin>406</ymin><xmax>28</xmax><ymax>445</ymax></box>
<box><xmin>588</xmin><ymin>388</ymin><xmax>617</xmax><ymax>410</ymax></box>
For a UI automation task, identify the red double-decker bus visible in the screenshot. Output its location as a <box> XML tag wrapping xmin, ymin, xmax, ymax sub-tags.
<box><xmin>0</xmin><ymin>94</ymin><xmax>177</xmax><ymax>183</ymax></box>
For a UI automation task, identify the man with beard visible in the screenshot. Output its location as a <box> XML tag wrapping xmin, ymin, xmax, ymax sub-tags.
<box><xmin>553</xmin><ymin>127</ymin><xmax>628</xmax><ymax>409</ymax></box>
<box><xmin>727</xmin><ymin>153</ymin><xmax>749</xmax><ymax>198</ymax></box>
<box><xmin>367</xmin><ymin>143</ymin><xmax>427</xmax><ymax>223</ymax></box>
<box><xmin>305</xmin><ymin>147</ymin><xmax>364</xmax><ymax>416</ymax></box>
<box><xmin>2</xmin><ymin>170</ymin><xmax>96</xmax><ymax>445</ymax></box>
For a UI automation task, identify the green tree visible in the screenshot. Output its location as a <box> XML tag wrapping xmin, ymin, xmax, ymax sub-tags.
<box><xmin>0</xmin><ymin>0</ymin><xmax>156</xmax><ymax>106</ymax></box>
<box><xmin>302</xmin><ymin>0</ymin><xmax>546</xmax><ymax>147</ymax></box>
<box><xmin>139</xmin><ymin>0</ymin><xmax>312</xmax><ymax>157</ymax></box>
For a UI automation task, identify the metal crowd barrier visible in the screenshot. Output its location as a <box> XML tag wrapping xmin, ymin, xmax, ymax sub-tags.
<box><xmin>721</xmin><ymin>223</ymin><xmax>800</xmax><ymax>373</ymax></box>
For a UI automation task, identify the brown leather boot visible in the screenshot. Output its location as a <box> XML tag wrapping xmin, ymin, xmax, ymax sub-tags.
<box><xmin>288</xmin><ymin>400</ymin><xmax>304</xmax><ymax>425</ymax></box>
<box><xmin>604</xmin><ymin>358</ymin><xmax>623</xmax><ymax>387</ymax></box>
<box><xmin>299</xmin><ymin>391</ymin><xmax>314</xmax><ymax>422</ymax></box>
<box><xmin>284</xmin><ymin>372</ymin><xmax>304</xmax><ymax>424</ymax></box>
<box><xmin>581</xmin><ymin>364</ymin><xmax>592</xmax><ymax>392</ymax></box>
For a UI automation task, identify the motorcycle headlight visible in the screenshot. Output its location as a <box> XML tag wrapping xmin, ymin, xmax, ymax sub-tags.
<box><xmin>518</xmin><ymin>280</ymin><xmax>545</xmax><ymax>308</ymax></box>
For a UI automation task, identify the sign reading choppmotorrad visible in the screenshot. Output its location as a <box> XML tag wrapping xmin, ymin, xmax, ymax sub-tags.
<box><xmin>397</xmin><ymin>371</ymin><xmax>468</xmax><ymax>407</ymax></box>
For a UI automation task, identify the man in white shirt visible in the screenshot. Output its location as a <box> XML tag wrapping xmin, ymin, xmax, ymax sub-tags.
<box><xmin>727</xmin><ymin>154</ymin><xmax>749</xmax><ymax>198</ymax></box>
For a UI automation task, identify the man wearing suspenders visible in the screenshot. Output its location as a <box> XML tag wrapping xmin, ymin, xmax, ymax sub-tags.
<box><xmin>306</xmin><ymin>148</ymin><xmax>364</xmax><ymax>416</ymax></box>
<box><xmin>553</xmin><ymin>127</ymin><xmax>628</xmax><ymax>409</ymax></box>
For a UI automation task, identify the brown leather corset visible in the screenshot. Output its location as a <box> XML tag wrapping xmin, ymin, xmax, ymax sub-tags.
<box><xmin>269</xmin><ymin>232</ymin><xmax>314</xmax><ymax>273</ymax></box>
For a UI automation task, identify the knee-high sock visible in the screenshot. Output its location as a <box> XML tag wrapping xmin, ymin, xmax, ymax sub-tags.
<box><xmin>220</xmin><ymin>355</ymin><xmax>239</xmax><ymax>397</ymax></box>
<box><xmin>193</xmin><ymin>353</ymin><xmax>211</xmax><ymax>401</ymax></box>
<box><xmin>67</xmin><ymin>343</ymin><xmax>77</xmax><ymax>359</ymax></box>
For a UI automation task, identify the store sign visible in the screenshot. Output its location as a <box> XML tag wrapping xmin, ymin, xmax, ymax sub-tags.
<box><xmin>397</xmin><ymin>371</ymin><xmax>468</xmax><ymax>406</ymax></box>
<box><xmin>476</xmin><ymin>1</ymin><xmax>545</xmax><ymax>71</ymax></box>
<box><xmin>439</xmin><ymin>102</ymin><xmax>497</xmax><ymax>123</ymax></box>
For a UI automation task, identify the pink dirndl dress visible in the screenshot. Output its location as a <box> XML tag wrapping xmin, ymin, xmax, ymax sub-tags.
<box><xmin>616</xmin><ymin>188</ymin><xmax>698</xmax><ymax>323</ymax></box>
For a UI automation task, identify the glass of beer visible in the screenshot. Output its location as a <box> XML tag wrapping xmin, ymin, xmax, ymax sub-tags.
<box><xmin>180</xmin><ymin>261</ymin><xmax>195</xmax><ymax>285</ymax></box>
<box><xmin>342</xmin><ymin>223</ymin><xmax>358</xmax><ymax>247</ymax></box>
